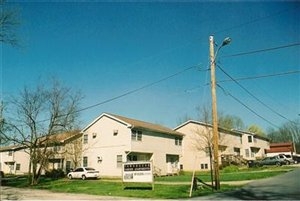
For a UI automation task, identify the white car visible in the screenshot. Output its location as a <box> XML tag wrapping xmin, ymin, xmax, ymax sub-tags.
<box><xmin>67</xmin><ymin>167</ymin><xmax>99</xmax><ymax>180</ymax></box>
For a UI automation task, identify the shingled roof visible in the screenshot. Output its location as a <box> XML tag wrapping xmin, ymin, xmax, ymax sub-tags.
<box><xmin>82</xmin><ymin>113</ymin><xmax>184</xmax><ymax>137</ymax></box>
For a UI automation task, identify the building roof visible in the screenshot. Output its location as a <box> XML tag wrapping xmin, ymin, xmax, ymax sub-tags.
<box><xmin>0</xmin><ymin>130</ymin><xmax>82</xmax><ymax>151</ymax></box>
<box><xmin>38</xmin><ymin>130</ymin><xmax>82</xmax><ymax>144</ymax></box>
<box><xmin>266</xmin><ymin>142</ymin><xmax>294</xmax><ymax>153</ymax></box>
<box><xmin>82</xmin><ymin>113</ymin><xmax>184</xmax><ymax>137</ymax></box>
<box><xmin>0</xmin><ymin>144</ymin><xmax>25</xmax><ymax>152</ymax></box>
<box><xmin>175</xmin><ymin>120</ymin><xmax>270</xmax><ymax>141</ymax></box>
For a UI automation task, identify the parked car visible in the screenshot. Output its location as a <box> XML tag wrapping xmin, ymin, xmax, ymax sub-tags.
<box><xmin>255</xmin><ymin>156</ymin><xmax>285</xmax><ymax>167</ymax></box>
<box><xmin>292</xmin><ymin>155</ymin><xmax>300</xmax><ymax>164</ymax></box>
<box><xmin>67</xmin><ymin>167</ymin><xmax>99</xmax><ymax>180</ymax></box>
<box><xmin>278</xmin><ymin>154</ymin><xmax>294</xmax><ymax>164</ymax></box>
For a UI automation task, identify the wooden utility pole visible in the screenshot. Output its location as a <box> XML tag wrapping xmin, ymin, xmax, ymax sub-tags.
<box><xmin>209</xmin><ymin>35</ymin><xmax>220</xmax><ymax>190</ymax></box>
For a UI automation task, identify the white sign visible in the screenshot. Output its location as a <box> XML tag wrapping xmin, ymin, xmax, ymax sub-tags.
<box><xmin>122</xmin><ymin>161</ymin><xmax>153</xmax><ymax>183</ymax></box>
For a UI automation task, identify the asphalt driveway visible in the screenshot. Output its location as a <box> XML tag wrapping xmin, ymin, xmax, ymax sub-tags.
<box><xmin>195</xmin><ymin>167</ymin><xmax>300</xmax><ymax>200</ymax></box>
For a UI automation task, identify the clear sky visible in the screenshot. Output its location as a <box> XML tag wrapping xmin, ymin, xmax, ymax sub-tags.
<box><xmin>1</xmin><ymin>1</ymin><xmax>299</xmax><ymax>132</ymax></box>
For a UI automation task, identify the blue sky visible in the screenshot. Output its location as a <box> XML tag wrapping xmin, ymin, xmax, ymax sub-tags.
<box><xmin>1</xmin><ymin>1</ymin><xmax>299</xmax><ymax>132</ymax></box>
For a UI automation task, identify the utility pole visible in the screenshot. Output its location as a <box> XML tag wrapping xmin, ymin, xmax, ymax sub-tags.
<box><xmin>209</xmin><ymin>35</ymin><xmax>220</xmax><ymax>190</ymax></box>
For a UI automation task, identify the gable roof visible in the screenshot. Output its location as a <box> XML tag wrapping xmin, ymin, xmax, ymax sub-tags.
<box><xmin>82</xmin><ymin>113</ymin><xmax>184</xmax><ymax>137</ymax></box>
<box><xmin>175</xmin><ymin>120</ymin><xmax>270</xmax><ymax>141</ymax></box>
<box><xmin>174</xmin><ymin>120</ymin><xmax>242</xmax><ymax>137</ymax></box>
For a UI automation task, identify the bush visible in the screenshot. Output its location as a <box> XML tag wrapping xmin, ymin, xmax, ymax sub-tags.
<box><xmin>45</xmin><ymin>169</ymin><xmax>65</xmax><ymax>179</ymax></box>
<box><xmin>222</xmin><ymin>165</ymin><xmax>239</xmax><ymax>173</ymax></box>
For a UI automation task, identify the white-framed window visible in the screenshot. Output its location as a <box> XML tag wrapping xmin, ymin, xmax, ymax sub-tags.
<box><xmin>113</xmin><ymin>129</ymin><xmax>118</xmax><ymax>136</ymax></box>
<box><xmin>83</xmin><ymin>156</ymin><xmax>88</xmax><ymax>167</ymax></box>
<box><xmin>175</xmin><ymin>137</ymin><xmax>182</xmax><ymax>146</ymax></box>
<box><xmin>131</xmin><ymin>130</ymin><xmax>142</xmax><ymax>141</ymax></box>
<box><xmin>245</xmin><ymin>149</ymin><xmax>250</xmax><ymax>157</ymax></box>
<box><xmin>200</xmin><ymin>164</ymin><xmax>208</xmax><ymax>169</ymax></box>
<box><xmin>117</xmin><ymin>155</ymin><xmax>123</xmax><ymax>168</ymax></box>
<box><xmin>83</xmin><ymin>134</ymin><xmax>88</xmax><ymax>144</ymax></box>
<box><xmin>92</xmin><ymin>133</ymin><xmax>97</xmax><ymax>139</ymax></box>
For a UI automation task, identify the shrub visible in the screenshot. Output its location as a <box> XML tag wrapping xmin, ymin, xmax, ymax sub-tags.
<box><xmin>45</xmin><ymin>169</ymin><xmax>65</xmax><ymax>179</ymax></box>
<box><xmin>222</xmin><ymin>165</ymin><xmax>239</xmax><ymax>173</ymax></box>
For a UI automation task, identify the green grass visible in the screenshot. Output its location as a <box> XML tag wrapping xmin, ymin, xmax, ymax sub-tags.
<box><xmin>4</xmin><ymin>166</ymin><xmax>296</xmax><ymax>199</ymax></box>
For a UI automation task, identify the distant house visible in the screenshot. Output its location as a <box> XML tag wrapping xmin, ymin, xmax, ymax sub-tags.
<box><xmin>81</xmin><ymin>113</ymin><xmax>184</xmax><ymax>177</ymax></box>
<box><xmin>175</xmin><ymin>120</ymin><xmax>270</xmax><ymax>171</ymax></box>
<box><xmin>266</xmin><ymin>142</ymin><xmax>295</xmax><ymax>156</ymax></box>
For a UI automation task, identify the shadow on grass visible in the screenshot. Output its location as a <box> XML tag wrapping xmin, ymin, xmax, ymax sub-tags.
<box><xmin>124</xmin><ymin>186</ymin><xmax>153</xmax><ymax>190</ymax></box>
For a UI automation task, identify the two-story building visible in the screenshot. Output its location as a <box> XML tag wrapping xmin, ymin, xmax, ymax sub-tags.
<box><xmin>0</xmin><ymin>145</ymin><xmax>29</xmax><ymax>175</ymax></box>
<box><xmin>174</xmin><ymin>120</ymin><xmax>270</xmax><ymax>171</ymax></box>
<box><xmin>0</xmin><ymin>130</ymin><xmax>82</xmax><ymax>175</ymax></box>
<box><xmin>81</xmin><ymin>113</ymin><xmax>184</xmax><ymax>177</ymax></box>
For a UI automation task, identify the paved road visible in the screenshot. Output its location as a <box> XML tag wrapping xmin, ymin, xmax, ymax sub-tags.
<box><xmin>1</xmin><ymin>168</ymin><xmax>299</xmax><ymax>200</ymax></box>
<box><xmin>196</xmin><ymin>168</ymin><xmax>300</xmax><ymax>200</ymax></box>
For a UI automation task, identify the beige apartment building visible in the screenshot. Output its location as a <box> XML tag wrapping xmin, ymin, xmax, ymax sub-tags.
<box><xmin>175</xmin><ymin>120</ymin><xmax>270</xmax><ymax>171</ymax></box>
<box><xmin>1</xmin><ymin>114</ymin><xmax>271</xmax><ymax>177</ymax></box>
<box><xmin>81</xmin><ymin>113</ymin><xmax>184</xmax><ymax>177</ymax></box>
<box><xmin>0</xmin><ymin>131</ymin><xmax>82</xmax><ymax>175</ymax></box>
<box><xmin>0</xmin><ymin>145</ymin><xmax>29</xmax><ymax>175</ymax></box>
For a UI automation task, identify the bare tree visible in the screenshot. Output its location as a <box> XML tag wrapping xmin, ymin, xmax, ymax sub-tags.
<box><xmin>2</xmin><ymin>80</ymin><xmax>82</xmax><ymax>185</ymax></box>
<box><xmin>0</xmin><ymin>0</ymin><xmax>20</xmax><ymax>46</ymax></box>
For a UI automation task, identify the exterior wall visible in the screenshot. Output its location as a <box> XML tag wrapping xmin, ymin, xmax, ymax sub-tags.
<box><xmin>131</xmin><ymin>130</ymin><xmax>182</xmax><ymax>175</ymax></box>
<box><xmin>241</xmin><ymin>134</ymin><xmax>269</xmax><ymax>160</ymax></box>
<box><xmin>82</xmin><ymin>116</ymin><xmax>131</xmax><ymax>177</ymax></box>
<box><xmin>176</xmin><ymin>122</ymin><xmax>213</xmax><ymax>171</ymax></box>
<box><xmin>176</xmin><ymin>121</ymin><xmax>270</xmax><ymax>171</ymax></box>
<box><xmin>0</xmin><ymin>148</ymin><xmax>30</xmax><ymax>175</ymax></box>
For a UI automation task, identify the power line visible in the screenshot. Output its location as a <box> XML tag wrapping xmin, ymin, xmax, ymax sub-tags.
<box><xmin>217</xmin><ymin>70</ymin><xmax>300</xmax><ymax>83</ymax></box>
<box><xmin>76</xmin><ymin>64</ymin><xmax>202</xmax><ymax>113</ymax></box>
<box><xmin>10</xmin><ymin>64</ymin><xmax>202</xmax><ymax>127</ymax></box>
<box><xmin>217</xmin><ymin>84</ymin><xmax>279</xmax><ymax>128</ymax></box>
<box><xmin>217</xmin><ymin>64</ymin><xmax>295</xmax><ymax>124</ymax></box>
<box><xmin>215</xmin><ymin>7</ymin><xmax>297</xmax><ymax>34</ymax></box>
<box><xmin>185</xmin><ymin>69</ymin><xmax>300</xmax><ymax>92</ymax></box>
<box><xmin>222</xmin><ymin>42</ymin><xmax>300</xmax><ymax>58</ymax></box>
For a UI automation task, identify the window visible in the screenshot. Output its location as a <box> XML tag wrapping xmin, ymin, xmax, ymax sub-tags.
<box><xmin>83</xmin><ymin>157</ymin><xmax>88</xmax><ymax>167</ymax></box>
<box><xmin>131</xmin><ymin>130</ymin><xmax>142</xmax><ymax>141</ymax></box>
<box><xmin>200</xmin><ymin>163</ymin><xmax>208</xmax><ymax>169</ymax></box>
<box><xmin>205</xmin><ymin>147</ymin><xmax>211</xmax><ymax>157</ymax></box>
<box><xmin>245</xmin><ymin>149</ymin><xmax>250</xmax><ymax>157</ymax></box>
<box><xmin>16</xmin><ymin>163</ymin><xmax>21</xmax><ymax>171</ymax></box>
<box><xmin>240</xmin><ymin>136</ymin><xmax>242</xmax><ymax>144</ymax></box>
<box><xmin>66</xmin><ymin>161</ymin><xmax>71</xmax><ymax>172</ymax></box>
<box><xmin>53</xmin><ymin>145</ymin><xmax>61</xmax><ymax>152</ymax></box>
<box><xmin>8</xmin><ymin>151</ymin><xmax>13</xmax><ymax>156</ymax></box>
<box><xmin>83</xmin><ymin>134</ymin><xmax>88</xmax><ymax>144</ymax></box>
<box><xmin>248</xmin><ymin>136</ymin><xmax>253</xmax><ymax>143</ymax></box>
<box><xmin>113</xmin><ymin>129</ymin><xmax>118</xmax><ymax>136</ymax></box>
<box><xmin>92</xmin><ymin>133</ymin><xmax>97</xmax><ymax>139</ymax></box>
<box><xmin>117</xmin><ymin>155</ymin><xmax>123</xmax><ymax>168</ymax></box>
<box><xmin>175</xmin><ymin>137</ymin><xmax>182</xmax><ymax>146</ymax></box>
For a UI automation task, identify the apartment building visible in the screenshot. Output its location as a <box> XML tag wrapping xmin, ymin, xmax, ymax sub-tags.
<box><xmin>175</xmin><ymin>120</ymin><xmax>270</xmax><ymax>171</ymax></box>
<box><xmin>81</xmin><ymin>113</ymin><xmax>184</xmax><ymax>177</ymax></box>
<box><xmin>0</xmin><ymin>145</ymin><xmax>29</xmax><ymax>175</ymax></box>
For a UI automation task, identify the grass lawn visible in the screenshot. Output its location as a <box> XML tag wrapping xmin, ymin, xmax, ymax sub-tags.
<box><xmin>4</xmin><ymin>166</ymin><xmax>296</xmax><ymax>199</ymax></box>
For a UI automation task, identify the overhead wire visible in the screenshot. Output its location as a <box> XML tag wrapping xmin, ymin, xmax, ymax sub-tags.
<box><xmin>185</xmin><ymin>69</ymin><xmax>300</xmax><ymax>92</ymax></box>
<box><xmin>222</xmin><ymin>43</ymin><xmax>300</xmax><ymax>58</ymax></box>
<box><xmin>217</xmin><ymin>64</ymin><xmax>296</xmax><ymax>124</ymax></box>
<box><xmin>217</xmin><ymin>84</ymin><xmax>279</xmax><ymax>128</ymax></box>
